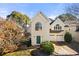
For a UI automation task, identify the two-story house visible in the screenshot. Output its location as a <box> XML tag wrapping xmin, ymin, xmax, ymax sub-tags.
<box><xmin>31</xmin><ymin>12</ymin><xmax>77</xmax><ymax>45</ymax></box>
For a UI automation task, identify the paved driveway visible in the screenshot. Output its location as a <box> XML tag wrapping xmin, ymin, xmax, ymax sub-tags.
<box><xmin>53</xmin><ymin>42</ymin><xmax>79</xmax><ymax>56</ymax></box>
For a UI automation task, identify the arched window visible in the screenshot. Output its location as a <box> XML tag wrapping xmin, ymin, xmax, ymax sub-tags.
<box><xmin>54</xmin><ymin>24</ymin><xmax>62</xmax><ymax>31</ymax></box>
<box><xmin>35</xmin><ymin>22</ymin><xmax>42</xmax><ymax>31</ymax></box>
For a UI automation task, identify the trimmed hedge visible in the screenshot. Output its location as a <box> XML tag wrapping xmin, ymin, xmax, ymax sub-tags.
<box><xmin>64</xmin><ymin>32</ymin><xmax>72</xmax><ymax>43</ymax></box>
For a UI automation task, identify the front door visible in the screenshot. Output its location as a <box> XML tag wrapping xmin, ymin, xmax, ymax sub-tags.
<box><xmin>36</xmin><ymin>36</ymin><xmax>41</xmax><ymax>44</ymax></box>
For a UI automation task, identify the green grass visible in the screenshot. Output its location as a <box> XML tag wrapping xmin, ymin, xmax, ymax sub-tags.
<box><xmin>4</xmin><ymin>49</ymin><xmax>35</xmax><ymax>56</ymax></box>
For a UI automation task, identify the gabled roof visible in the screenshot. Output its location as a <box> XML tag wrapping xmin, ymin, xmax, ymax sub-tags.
<box><xmin>38</xmin><ymin>11</ymin><xmax>50</xmax><ymax>22</ymax></box>
<box><xmin>49</xmin><ymin>18</ymin><xmax>53</xmax><ymax>21</ymax></box>
<box><xmin>31</xmin><ymin>11</ymin><xmax>50</xmax><ymax>22</ymax></box>
<box><xmin>50</xmin><ymin>20</ymin><xmax>55</xmax><ymax>25</ymax></box>
<box><xmin>50</xmin><ymin>17</ymin><xmax>64</xmax><ymax>25</ymax></box>
<box><xmin>49</xmin><ymin>18</ymin><xmax>54</xmax><ymax>24</ymax></box>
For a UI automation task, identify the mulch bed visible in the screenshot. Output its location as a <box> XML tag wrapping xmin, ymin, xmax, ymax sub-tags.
<box><xmin>31</xmin><ymin>49</ymin><xmax>50</xmax><ymax>56</ymax></box>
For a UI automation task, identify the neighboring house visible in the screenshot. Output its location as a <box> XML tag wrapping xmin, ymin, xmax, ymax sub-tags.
<box><xmin>50</xmin><ymin>18</ymin><xmax>65</xmax><ymax>41</ymax></box>
<box><xmin>31</xmin><ymin>12</ymin><xmax>78</xmax><ymax>45</ymax></box>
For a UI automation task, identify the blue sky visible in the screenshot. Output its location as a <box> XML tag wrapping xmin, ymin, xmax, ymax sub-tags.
<box><xmin>0</xmin><ymin>3</ymin><xmax>72</xmax><ymax>19</ymax></box>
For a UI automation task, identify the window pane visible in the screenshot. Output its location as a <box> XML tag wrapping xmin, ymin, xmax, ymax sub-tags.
<box><xmin>35</xmin><ymin>22</ymin><xmax>42</xmax><ymax>31</ymax></box>
<box><xmin>36</xmin><ymin>36</ymin><xmax>41</xmax><ymax>44</ymax></box>
<box><xmin>54</xmin><ymin>24</ymin><xmax>62</xmax><ymax>31</ymax></box>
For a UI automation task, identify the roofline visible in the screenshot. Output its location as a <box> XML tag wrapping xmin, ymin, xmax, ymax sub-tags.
<box><xmin>31</xmin><ymin>11</ymin><xmax>50</xmax><ymax>22</ymax></box>
<box><xmin>50</xmin><ymin>18</ymin><xmax>64</xmax><ymax>25</ymax></box>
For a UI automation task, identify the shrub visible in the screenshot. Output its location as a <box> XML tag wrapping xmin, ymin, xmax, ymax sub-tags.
<box><xmin>21</xmin><ymin>38</ymin><xmax>31</xmax><ymax>47</ymax></box>
<box><xmin>40</xmin><ymin>41</ymin><xmax>54</xmax><ymax>55</ymax></box>
<box><xmin>64</xmin><ymin>32</ymin><xmax>72</xmax><ymax>43</ymax></box>
<box><xmin>0</xmin><ymin>39</ymin><xmax>18</xmax><ymax>54</ymax></box>
<box><xmin>0</xmin><ymin>21</ymin><xmax>24</xmax><ymax>55</ymax></box>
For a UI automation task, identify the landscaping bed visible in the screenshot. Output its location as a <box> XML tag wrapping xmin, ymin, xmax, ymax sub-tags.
<box><xmin>31</xmin><ymin>49</ymin><xmax>50</xmax><ymax>56</ymax></box>
<box><xmin>3</xmin><ymin>49</ymin><xmax>35</xmax><ymax>56</ymax></box>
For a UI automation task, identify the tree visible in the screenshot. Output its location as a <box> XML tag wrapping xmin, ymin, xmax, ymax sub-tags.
<box><xmin>65</xmin><ymin>3</ymin><xmax>79</xmax><ymax>17</ymax></box>
<box><xmin>7</xmin><ymin>11</ymin><xmax>31</xmax><ymax>34</ymax></box>
<box><xmin>64</xmin><ymin>32</ymin><xmax>72</xmax><ymax>43</ymax></box>
<box><xmin>0</xmin><ymin>21</ymin><xmax>24</xmax><ymax>55</ymax></box>
<box><xmin>57</xmin><ymin>13</ymin><xmax>77</xmax><ymax>22</ymax></box>
<box><xmin>40</xmin><ymin>41</ymin><xmax>54</xmax><ymax>55</ymax></box>
<box><xmin>7</xmin><ymin>11</ymin><xmax>30</xmax><ymax>24</ymax></box>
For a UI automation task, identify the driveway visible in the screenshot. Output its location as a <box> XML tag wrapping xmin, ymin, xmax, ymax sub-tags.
<box><xmin>52</xmin><ymin>42</ymin><xmax>79</xmax><ymax>56</ymax></box>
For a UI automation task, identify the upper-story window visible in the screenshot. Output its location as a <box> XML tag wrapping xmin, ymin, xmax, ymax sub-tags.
<box><xmin>35</xmin><ymin>22</ymin><xmax>42</xmax><ymax>31</ymax></box>
<box><xmin>54</xmin><ymin>24</ymin><xmax>62</xmax><ymax>31</ymax></box>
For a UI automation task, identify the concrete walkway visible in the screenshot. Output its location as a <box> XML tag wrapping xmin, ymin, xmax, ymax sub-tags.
<box><xmin>53</xmin><ymin>44</ymin><xmax>78</xmax><ymax>55</ymax></box>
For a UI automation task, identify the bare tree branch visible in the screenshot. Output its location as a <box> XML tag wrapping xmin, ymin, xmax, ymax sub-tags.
<box><xmin>65</xmin><ymin>3</ymin><xmax>79</xmax><ymax>16</ymax></box>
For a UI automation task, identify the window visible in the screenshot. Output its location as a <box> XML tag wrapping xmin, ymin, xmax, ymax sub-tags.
<box><xmin>54</xmin><ymin>24</ymin><xmax>62</xmax><ymax>31</ymax></box>
<box><xmin>59</xmin><ymin>26</ymin><xmax>61</xmax><ymax>30</ymax></box>
<box><xmin>35</xmin><ymin>22</ymin><xmax>42</xmax><ymax>31</ymax></box>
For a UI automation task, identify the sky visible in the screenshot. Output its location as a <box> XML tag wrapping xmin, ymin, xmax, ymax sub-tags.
<box><xmin>0</xmin><ymin>3</ymin><xmax>73</xmax><ymax>19</ymax></box>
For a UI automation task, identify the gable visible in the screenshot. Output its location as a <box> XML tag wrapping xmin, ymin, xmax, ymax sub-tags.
<box><xmin>50</xmin><ymin>18</ymin><xmax>64</xmax><ymax>25</ymax></box>
<box><xmin>51</xmin><ymin>18</ymin><xmax>64</xmax><ymax>25</ymax></box>
<box><xmin>31</xmin><ymin>12</ymin><xmax>49</xmax><ymax>23</ymax></box>
<box><xmin>50</xmin><ymin>18</ymin><xmax>65</xmax><ymax>29</ymax></box>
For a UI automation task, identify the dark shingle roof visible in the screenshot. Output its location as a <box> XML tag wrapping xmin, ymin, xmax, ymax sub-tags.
<box><xmin>50</xmin><ymin>20</ymin><xmax>55</xmax><ymax>25</ymax></box>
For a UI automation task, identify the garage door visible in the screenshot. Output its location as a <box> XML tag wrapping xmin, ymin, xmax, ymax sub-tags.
<box><xmin>56</xmin><ymin>35</ymin><xmax>64</xmax><ymax>41</ymax></box>
<box><xmin>50</xmin><ymin>35</ymin><xmax>64</xmax><ymax>41</ymax></box>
